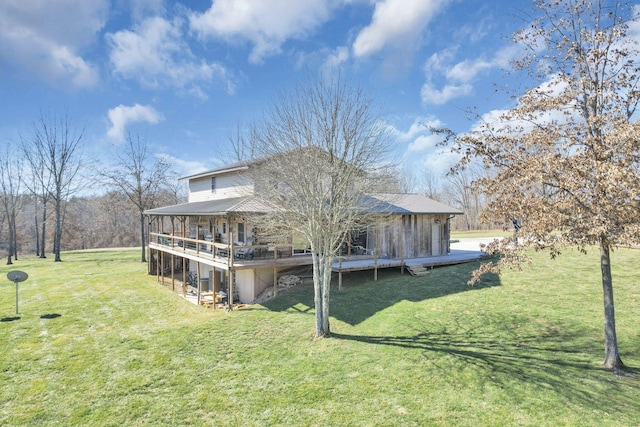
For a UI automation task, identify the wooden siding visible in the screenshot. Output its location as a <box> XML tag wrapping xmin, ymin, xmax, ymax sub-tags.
<box><xmin>188</xmin><ymin>172</ymin><xmax>253</xmax><ymax>202</ymax></box>
<box><xmin>376</xmin><ymin>214</ymin><xmax>448</xmax><ymax>259</ymax></box>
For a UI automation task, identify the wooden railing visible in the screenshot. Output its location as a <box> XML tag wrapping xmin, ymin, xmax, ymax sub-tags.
<box><xmin>149</xmin><ymin>232</ymin><xmax>297</xmax><ymax>263</ymax></box>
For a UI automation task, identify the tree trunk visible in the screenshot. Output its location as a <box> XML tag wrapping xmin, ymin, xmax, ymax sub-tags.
<box><xmin>599</xmin><ymin>240</ymin><xmax>624</xmax><ymax>369</ymax></box>
<box><xmin>54</xmin><ymin>198</ymin><xmax>62</xmax><ymax>262</ymax></box>
<box><xmin>312</xmin><ymin>252</ymin><xmax>332</xmax><ymax>338</ymax></box>
<box><xmin>11</xmin><ymin>217</ymin><xmax>18</xmax><ymax>260</ymax></box>
<box><xmin>35</xmin><ymin>213</ymin><xmax>40</xmax><ymax>257</ymax></box>
<box><xmin>140</xmin><ymin>212</ymin><xmax>147</xmax><ymax>262</ymax></box>
<box><xmin>39</xmin><ymin>205</ymin><xmax>47</xmax><ymax>258</ymax></box>
<box><xmin>6</xmin><ymin>216</ymin><xmax>13</xmax><ymax>265</ymax></box>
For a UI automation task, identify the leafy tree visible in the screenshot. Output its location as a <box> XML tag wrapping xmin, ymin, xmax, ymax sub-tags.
<box><xmin>245</xmin><ymin>74</ymin><xmax>395</xmax><ymax>338</ymax></box>
<box><xmin>101</xmin><ymin>134</ymin><xmax>173</xmax><ymax>262</ymax></box>
<box><xmin>439</xmin><ymin>0</ymin><xmax>640</xmax><ymax>371</ymax></box>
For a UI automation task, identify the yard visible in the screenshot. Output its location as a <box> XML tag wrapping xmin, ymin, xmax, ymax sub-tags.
<box><xmin>1</xmin><ymin>246</ymin><xmax>639</xmax><ymax>426</ymax></box>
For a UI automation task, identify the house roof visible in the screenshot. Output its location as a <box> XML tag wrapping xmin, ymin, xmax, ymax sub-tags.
<box><xmin>370</xmin><ymin>193</ymin><xmax>464</xmax><ymax>215</ymax></box>
<box><xmin>179</xmin><ymin>147</ymin><xmax>355</xmax><ymax>181</ymax></box>
<box><xmin>179</xmin><ymin>159</ymin><xmax>254</xmax><ymax>181</ymax></box>
<box><xmin>144</xmin><ymin>197</ymin><xmax>267</xmax><ymax>216</ymax></box>
<box><xmin>145</xmin><ymin>193</ymin><xmax>462</xmax><ymax>216</ymax></box>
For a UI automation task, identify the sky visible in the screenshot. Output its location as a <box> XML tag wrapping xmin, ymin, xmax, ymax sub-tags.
<box><xmin>0</xmin><ymin>0</ymin><xmax>538</xmax><ymax>188</ymax></box>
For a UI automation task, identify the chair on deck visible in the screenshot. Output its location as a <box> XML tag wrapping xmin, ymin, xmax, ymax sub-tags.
<box><xmin>236</xmin><ymin>248</ymin><xmax>254</xmax><ymax>259</ymax></box>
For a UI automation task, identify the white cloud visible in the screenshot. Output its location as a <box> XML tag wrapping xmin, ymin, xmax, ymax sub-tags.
<box><xmin>107</xmin><ymin>16</ymin><xmax>233</xmax><ymax>96</ymax></box>
<box><xmin>129</xmin><ymin>0</ymin><xmax>166</xmax><ymax>22</ymax></box>
<box><xmin>406</xmin><ymin>134</ymin><xmax>441</xmax><ymax>152</ymax></box>
<box><xmin>0</xmin><ymin>0</ymin><xmax>107</xmax><ymax>88</ymax></box>
<box><xmin>158</xmin><ymin>153</ymin><xmax>210</xmax><ymax>178</ymax></box>
<box><xmin>323</xmin><ymin>46</ymin><xmax>350</xmax><ymax>72</ymax></box>
<box><xmin>385</xmin><ymin>116</ymin><xmax>460</xmax><ymax>178</ymax></box>
<box><xmin>421</xmin><ymin>149</ymin><xmax>461</xmax><ymax>176</ymax></box>
<box><xmin>421</xmin><ymin>43</ymin><xmax>518</xmax><ymax>105</ymax></box>
<box><xmin>392</xmin><ymin>116</ymin><xmax>443</xmax><ymax>142</ymax></box>
<box><xmin>107</xmin><ymin>104</ymin><xmax>164</xmax><ymax>142</ymax></box>
<box><xmin>352</xmin><ymin>0</ymin><xmax>447</xmax><ymax>58</ymax></box>
<box><xmin>189</xmin><ymin>0</ymin><xmax>335</xmax><ymax>64</ymax></box>
<box><xmin>447</xmin><ymin>45</ymin><xmax>517</xmax><ymax>83</ymax></box>
<box><xmin>421</xmin><ymin>83</ymin><xmax>473</xmax><ymax>105</ymax></box>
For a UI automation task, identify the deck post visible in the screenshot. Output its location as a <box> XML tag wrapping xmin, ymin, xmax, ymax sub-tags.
<box><xmin>182</xmin><ymin>257</ymin><xmax>187</xmax><ymax>297</ymax></box>
<box><xmin>229</xmin><ymin>270</ymin><xmax>235</xmax><ymax>311</ymax></box>
<box><xmin>400</xmin><ymin>217</ymin><xmax>405</xmax><ymax>275</ymax></box>
<box><xmin>196</xmin><ymin>262</ymin><xmax>201</xmax><ymax>305</ymax></box>
<box><xmin>374</xmin><ymin>227</ymin><xmax>378</xmax><ymax>282</ymax></box>
<box><xmin>273</xmin><ymin>266</ymin><xmax>277</xmax><ymax>297</ymax></box>
<box><xmin>171</xmin><ymin>253</ymin><xmax>175</xmax><ymax>291</ymax></box>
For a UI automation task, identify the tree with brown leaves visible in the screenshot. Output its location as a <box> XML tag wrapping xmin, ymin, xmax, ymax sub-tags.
<box><xmin>439</xmin><ymin>0</ymin><xmax>640</xmax><ymax>371</ymax></box>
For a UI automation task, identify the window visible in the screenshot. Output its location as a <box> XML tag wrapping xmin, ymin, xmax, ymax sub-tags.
<box><xmin>237</xmin><ymin>223</ymin><xmax>245</xmax><ymax>243</ymax></box>
<box><xmin>211</xmin><ymin>177</ymin><xmax>216</xmax><ymax>192</ymax></box>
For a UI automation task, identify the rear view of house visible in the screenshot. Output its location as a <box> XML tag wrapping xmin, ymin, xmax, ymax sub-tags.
<box><xmin>145</xmin><ymin>158</ymin><xmax>463</xmax><ymax>306</ymax></box>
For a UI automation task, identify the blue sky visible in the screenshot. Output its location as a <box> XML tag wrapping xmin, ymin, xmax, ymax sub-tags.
<box><xmin>0</xmin><ymin>0</ymin><xmax>534</xmax><ymax>185</ymax></box>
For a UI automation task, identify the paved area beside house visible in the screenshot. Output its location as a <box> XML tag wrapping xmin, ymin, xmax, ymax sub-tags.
<box><xmin>450</xmin><ymin>237</ymin><xmax>501</xmax><ymax>251</ymax></box>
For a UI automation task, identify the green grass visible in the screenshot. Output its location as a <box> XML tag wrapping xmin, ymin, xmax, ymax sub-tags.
<box><xmin>1</xmin><ymin>247</ymin><xmax>639</xmax><ymax>426</ymax></box>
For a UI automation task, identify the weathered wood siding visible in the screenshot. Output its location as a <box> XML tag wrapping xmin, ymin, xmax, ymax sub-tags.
<box><xmin>188</xmin><ymin>172</ymin><xmax>253</xmax><ymax>202</ymax></box>
<box><xmin>375</xmin><ymin>214</ymin><xmax>449</xmax><ymax>259</ymax></box>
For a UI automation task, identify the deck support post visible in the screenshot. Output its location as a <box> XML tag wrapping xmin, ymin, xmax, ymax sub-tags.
<box><xmin>171</xmin><ymin>253</ymin><xmax>175</xmax><ymax>291</ymax></box>
<box><xmin>229</xmin><ymin>270</ymin><xmax>235</xmax><ymax>311</ymax></box>
<box><xmin>182</xmin><ymin>257</ymin><xmax>187</xmax><ymax>297</ymax></box>
<box><xmin>196</xmin><ymin>261</ymin><xmax>201</xmax><ymax>305</ymax></box>
<box><xmin>273</xmin><ymin>266</ymin><xmax>277</xmax><ymax>297</ymax></box>
<box><xmin>338</xmin><ymin>257</ymin><xmax>343</xmax><ymax>291</ymax></box>
<box><xmin>374</xmin><ymin>226</ymin><xmax>378</xmax><ymax>282</ymax></box>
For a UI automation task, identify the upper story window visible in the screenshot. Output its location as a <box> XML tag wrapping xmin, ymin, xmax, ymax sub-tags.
<box><xmin>211</xmin><ymin>177</ymin><xmax>216</xmax><ymax>192</ymax></box>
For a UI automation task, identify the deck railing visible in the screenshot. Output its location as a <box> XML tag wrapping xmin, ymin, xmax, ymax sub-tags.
<box><xmin>150</xmin><ymin>232</ymin><xmax>297</xmax><ymax>263</ymax></box>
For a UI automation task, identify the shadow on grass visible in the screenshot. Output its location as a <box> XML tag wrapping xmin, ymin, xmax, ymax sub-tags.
<box><xmin>40</xmin><ymin>313</ymin><xmax>62</xmax><ymax>319</ymax></box>
<box><xmin>1</xmin><ymin>316</ymin><xmax>21</xmax><ymax>322</ymax></box>
<box><xmin>331</xmin><ymin>317</ymin><xmax>640</xmax><ymax>409</ymax></box>
<box><xmin>262</xmin><ymin>260</ymin><xmax>500</xmax><ymax>325</ymax></box>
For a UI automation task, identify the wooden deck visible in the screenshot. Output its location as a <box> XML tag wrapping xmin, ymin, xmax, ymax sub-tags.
<box><xmin>332</xmin><ymin>249</ymin><xmax>490</xmax><ymax>273</ymax></box>
<box><xmin>150</xmin><ymin>238</ymin><xmax>488</xmax><ymax>274</ymax></box>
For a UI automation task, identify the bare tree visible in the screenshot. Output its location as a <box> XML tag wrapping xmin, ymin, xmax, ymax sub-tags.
<box><xmin>442</xmin><ymin>164</ymin><xmax>486</xmax><ymax>231</ymax></box>
<box><xmin>100</xmin><ymin>133</ymin><xmax>173</xmax><ymax>262</ymax></box>
<box><xmin>0</xmin><ymin>146</ymin><xmax>23</xmax><ymax>264</ymax></box>
<box><xmin>24</xmin><ymin>111</ymin><xmax>86</xmax><ymax>262</ymax></box>
<box><xmin>417</xmin><ymin>169</ymin><xmax>444</xmax><ymax>201</ymax></box>
<box><xmin>245</xmin><ymin>74</ymin><xmax>395</xmax><ymax>338</ymax></box>
<box><xmin>225</xmin><ymin>121</ymin><xmax>260</xmax><ymax>163</ymax></box>
<box><xmin>440</xmin><ymin>0</ymin><xmax>640</xmax><ymax>371</ymax></box>
<box><xmin>21</xmin><ymin>134</ymin><xmax>53</xmax><ymax>258</ymax></box>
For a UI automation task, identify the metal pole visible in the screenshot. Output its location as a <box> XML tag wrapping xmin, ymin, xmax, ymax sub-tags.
<box><xmin>15</xmin><ymin>280</ymin><xmax>19</xmax><ymax>314</ymax></box>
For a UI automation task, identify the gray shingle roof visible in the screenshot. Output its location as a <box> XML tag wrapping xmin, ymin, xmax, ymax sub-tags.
<box><xmin>371</xmin><ymin>193</ymin><xmax>463</xmax><ymax>215</ymax></box>
<box><xmin>144</xmin><ymin>197</ymin><xmax>258</xmax><ymax>216</ymax></box>
<box><xmin>145</xmin><ymin>193</ymin><xmax>462</xmax><ymax>216</ymax></box>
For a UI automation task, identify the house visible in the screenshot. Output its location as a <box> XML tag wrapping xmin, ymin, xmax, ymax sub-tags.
<box><xmin>145</xmin><ymin>157</ymin><xmax>463</xmax><ymax>306</ymax></box>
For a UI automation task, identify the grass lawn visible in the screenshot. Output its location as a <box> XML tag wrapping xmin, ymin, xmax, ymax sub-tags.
<box><xmin>1</xmin><ymin>247</ymin><xmax>639</xmax><ymax>426</ymax></box>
